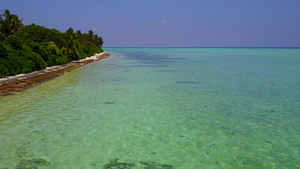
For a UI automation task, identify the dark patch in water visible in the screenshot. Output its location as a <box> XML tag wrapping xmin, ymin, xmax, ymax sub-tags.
<box><xmin>176</xmin><ymin>81</ymin><xmax>200</xmax><ymax>84</ymax></box>
<box><xmin>16</xmin><ymin>159</ymin><xmax>50</xmax><ymax>169</ymax></box>
<box><xmin>222</xmin><ymin>67</ymin><xmax>235</xmax><ymax>70</ymax></box>
<box><xmin>103</xmin><ymin>158</ymin><xmax>174</xmax><ymax>169</ymax></box>
<box><xmin>104</xmin><ymin>158</ymin><xmax>134</xmax><ymax>169</ymax></box>
<box><xmin>103</xmin><ymin>101</ymin><xmax>116</xmax><ymax>105</ymax></box>
<box><xmin>152</xmin><ymin>60</ymin><xmax>174</xmax><ymax>63</ymax></box>
<box><xmin>266</xmin><ymin>140</ymin><xmax>272</xmax><ymax>144</ymax></box>
<box><xmin>120</xmin><ymin>51</ymin><xmax>184</xmax><ymax>68</ymax></box>
<box><xmin>134</xmin><ymin>64</ymin><xmax>154</xmax><ymax>67</ymax></box>
<box><xmin>154</xmin><ymin>70</ymin><xmax>179</xmax><ymax>72</ymax></box>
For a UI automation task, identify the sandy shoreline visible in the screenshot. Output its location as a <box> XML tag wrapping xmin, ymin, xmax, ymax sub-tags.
<box><xmin>0</xmin><ymin>52</ymin><xmax>110</xmax><ymax>96</ymax></box>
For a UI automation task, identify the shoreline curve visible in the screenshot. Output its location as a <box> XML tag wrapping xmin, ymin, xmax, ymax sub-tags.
<box><xmin>0</xmin><ymin>52</ymin><xmax>110</xmax><ymax>96</ymax></box>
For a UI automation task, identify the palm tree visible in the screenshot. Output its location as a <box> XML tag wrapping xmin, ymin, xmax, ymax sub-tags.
<box><xmin>0</xmin><ymin>9</ymin><xmax>24</xmax><ymax>40</ymax></box>
<box><xmin>98</xmin><ymin>36</ymin><xmax>104</xmax><ymax>47</ymax></box>
<box><xmin>86</xmin><ymin>30</ymin><xmax>103</xmax><ymax>47</ymax></box>
<box><xmin>65</xmin><ymin>27</ymin><xmax>74</xmax><ymax>45</ymax></box>
<box><xmin>74</xmin><ymin>30</ymin><xmax>82</xmax><ymax>39</ymax></box>
<box><xmin>65</xmin><ymin>28</ymin><xmax>79</xmax><ymax>60</ymax></box>
<box><xmin>88</xmin><ymin>30</ymin><xmax>94</xmax><ymax>40</ymax></box>
<box><xmin>0</xmin><ymin>10</ymin><xmax>3</xmax><ymax>21</ymax></box>
<box><xmin>0</xmin><ymin>10</ymin><xmax>5</xmax><ymax>40</ymax></box>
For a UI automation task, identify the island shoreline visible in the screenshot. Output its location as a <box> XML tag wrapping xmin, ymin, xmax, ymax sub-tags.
<box><xmin>0</xmin><ymin>52</ymin><xmax>110</xmax><ymax>96</ymax></box>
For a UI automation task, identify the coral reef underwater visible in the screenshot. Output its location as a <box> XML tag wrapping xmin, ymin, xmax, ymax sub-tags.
<box><xmin>15</xmin><ymin>159</ymin><xmax>50</xmax><ymax>169</ymax></box>
<box><xmin>103</xmin><ymin>158</ymin><xmax>174</xmax><ymax>169</ymax></box>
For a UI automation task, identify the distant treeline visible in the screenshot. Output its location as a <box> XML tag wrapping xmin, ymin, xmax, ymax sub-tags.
<box><xmin>0</xmin><ymin>9</ymin><xmax>104</xmax><ymax>78</ymax></box>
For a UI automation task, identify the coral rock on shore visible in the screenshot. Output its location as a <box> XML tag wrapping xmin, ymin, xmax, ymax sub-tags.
<box><xmin>0</xmin><ymin>52</ymin><xmax>109</xmax><ymax>95</ymax></box>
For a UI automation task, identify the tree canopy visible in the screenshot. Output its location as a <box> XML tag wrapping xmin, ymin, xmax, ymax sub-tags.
<box><xmin>0</xmin><ymin>9</ymin><xmax>104</xmax><ymax>78</ymax></box>
<box><xmin>0</xmin><ymin>9</ymin><xmax>23</xmax><ymax>41</ymax></box>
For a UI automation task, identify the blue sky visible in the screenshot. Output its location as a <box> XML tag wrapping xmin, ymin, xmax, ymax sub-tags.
<box><xmin>1</xmin><ymin>0</ymin><xmax>300</xmax><ymax>47</ymax></box>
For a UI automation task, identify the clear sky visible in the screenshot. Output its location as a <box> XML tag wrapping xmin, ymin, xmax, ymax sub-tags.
<box><xmin>1</xmin><ymin>0</ymin><xmax>300</xmax><ymax>47</ymax></box>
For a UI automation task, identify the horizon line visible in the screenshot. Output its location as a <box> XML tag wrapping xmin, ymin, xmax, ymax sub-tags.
<box><xmin>103</xmin><ymin>47</ymin><xmax>300</xmax><ymax>48</ymax></box>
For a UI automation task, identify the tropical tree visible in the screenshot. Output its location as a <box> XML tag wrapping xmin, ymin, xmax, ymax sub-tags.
<box><xmin>0</xmin><ymin>42</ymin><xmax>8</xmax><ymax>58</ymax></box>
<box><xmin>0</xmin><ymin>9</ymin><xmax>24</xmax><ymax>40</ymax></box>
<box><xmin>3</xmin><ymin>35</ymin><xmax>23</xmax><ymax>50</ymax></box>
<box><xmin>65</xmin><ymin>27</ymin><xmax>79</xmax><ymax>60</ymax></box>
<box><xmin>88</xmin><ymin>30</ymin><xmax>94</xmax><ymax>40</ymax></box>
<box><xmin>0</xmin><ymin>10</ymin><xmax>105</xmax><ymax>78</ymax></box>
<box><xmin>74</xmin><ymin>30</ymin><xmax>82</xmax><ymax>39</ymax></box>
<box><xmin>98</xmin><ymin>36</ymin><xmax>104</xmax><ymax>47</ymax></box>
<box><xmin>0</xmin><ymin>10</ymin><xmax>3</xmax><ymax>21</ymax></box>
<box><xmin>86</xmin><ymin>30</ymin><xmax>104</xmax><ymax>47</ymax></box>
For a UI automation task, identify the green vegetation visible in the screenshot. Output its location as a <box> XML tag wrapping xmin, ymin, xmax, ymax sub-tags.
<box><xmin>0</xmin><ymin>9</ymin><xmax>104</xmax><ymax>78</ymax></box>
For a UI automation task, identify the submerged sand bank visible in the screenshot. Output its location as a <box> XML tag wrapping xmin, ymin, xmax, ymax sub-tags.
<box><xmin>0</xmin><ymin>52</ymin><xmax>110</xmax><ymax>95</ymax></box>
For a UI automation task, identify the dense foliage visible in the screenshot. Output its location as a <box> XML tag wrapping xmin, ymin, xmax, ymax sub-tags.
<box><xmin>0</xmin><ymin>9</ymin><xmax>104</xmax><ymax>78</ymax></box>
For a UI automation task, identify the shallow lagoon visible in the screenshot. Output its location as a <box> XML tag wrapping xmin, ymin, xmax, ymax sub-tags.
<box><xmin>0</xmin><ymin>48</ymin><xmax>300</xmax><ymax>168</ymax></box>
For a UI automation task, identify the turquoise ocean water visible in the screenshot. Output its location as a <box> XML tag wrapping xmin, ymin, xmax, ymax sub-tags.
<box><xmin>0</xmin><ymin>48</ymin><xmax>300</xmax><ymax>168</ymax></box>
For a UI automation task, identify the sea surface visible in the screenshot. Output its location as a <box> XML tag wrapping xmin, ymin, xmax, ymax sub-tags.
<box><xmin>0</xmin><ymin>48</ymin><xmax>300</xmax><ymax>169</ymax></box>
